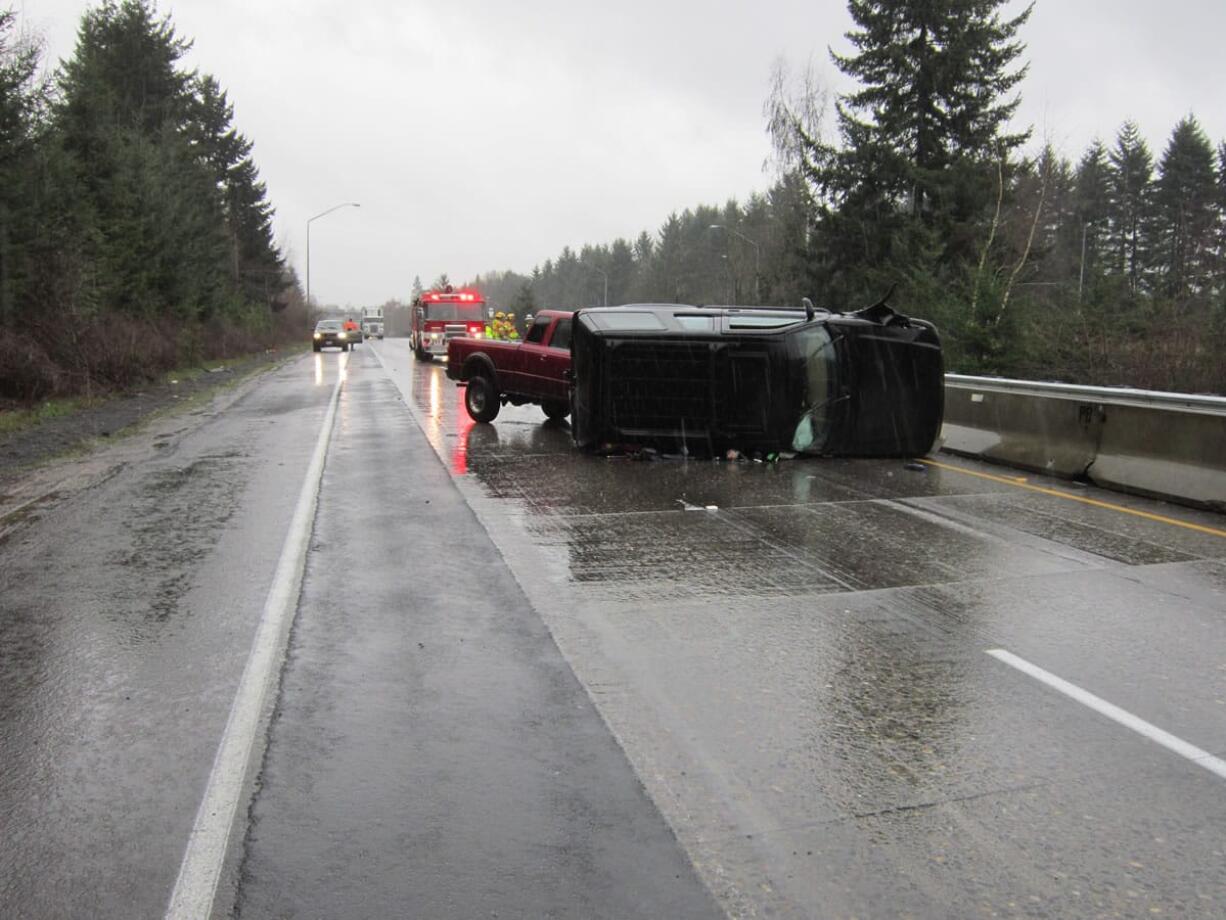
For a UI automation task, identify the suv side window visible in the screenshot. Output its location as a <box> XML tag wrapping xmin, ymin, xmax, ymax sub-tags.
<box><xmin>525</xmin><ymin>317</ymin><xmax>551</xmax><ymax>345</ymax></box>
<box><xmin>548</xmin><ymin>318</ymin><xmax>572</xmax><ymax>351</ymax></box>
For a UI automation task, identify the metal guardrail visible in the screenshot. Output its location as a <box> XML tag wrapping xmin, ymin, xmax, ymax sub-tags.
<box><xmin>945</xmin><ymin>374</ymin><xmax>1226</xmax><ymax>415</ymax></box>
<box><xmin>940</xmin><ymin>375</ymin><xmax>1226</xmax><ymax>510</ymax></box>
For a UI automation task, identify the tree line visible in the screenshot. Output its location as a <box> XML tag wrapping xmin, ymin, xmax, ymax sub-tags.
<box><xmin>0</xmin><ymin>0</ymin><xmax>301</xmax><ymax>401</ymax></box>
<box><xmin>468</xmin><ymin>0</ymin><xmax>1224</xmax><ymax>394</ymax></box>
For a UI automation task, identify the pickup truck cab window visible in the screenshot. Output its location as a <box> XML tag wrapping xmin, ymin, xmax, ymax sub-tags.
<box><xmin>525</xmin><ymin>317</ymin><xmax>551</xmax><ymax>345</ymax></box>
<box><xmin>547</xmin><ymin>318</ymin><xmax>572</xmax><ymax>351</ymax></box>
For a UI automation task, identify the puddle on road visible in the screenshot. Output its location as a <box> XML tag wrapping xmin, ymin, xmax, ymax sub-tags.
<box><xmin>110</xmin><ymin>451</ymin><xmax>249</xmax><ymax>623</ymax></box>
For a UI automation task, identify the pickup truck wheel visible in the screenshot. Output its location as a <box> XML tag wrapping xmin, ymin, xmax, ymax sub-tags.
<box><xmin>414</xmin><ymin>344</ymin><xmax>433</xmax><ymax>362</ymax></box>
<box><xmin>313</xmin><ymin>343</ymin><xmax>321</xmax><ymax>352</ymax></box>
<box><xmin>465</xmin><ymin>374</ymin><xmax>500</xmax><ymax>423</ymax></box>
<box><xmin>542</xmin><ymin>401</ymin><xmax>569</xmax><ymax>420</ymax></box>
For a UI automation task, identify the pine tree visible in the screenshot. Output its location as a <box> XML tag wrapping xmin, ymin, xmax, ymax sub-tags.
<box><xmin>53</xmin><ymin>0</ymin><xmax>234</xmax><ymax>318</ymax></box>
<box><xmin>608</xmin><ymin>238</ymin><xmax>634</xmax><ymax>306</ymax></box>
<box><xmin>0</xmin><ymin>10</ymin><xmax>48</xmax><ymax>326</ymax></box>
<box><xmin>187</xmin><ymin>75</ymin><xmax>282</xmax><ymax>308</ymax></box>
<box><xmin>653</xmin><ymin>214</ymin><xmax>686</xmax><ymax>303</ymax></box>
<box><xmin>765</xmin><ymin>170</ymin><xmax>818</xmax><ymax>306</ymax></box>
<box><xmin>56</xmin><ymin>0</ymin><xmax>194</xmax><ymax>156</ymax></box>
<box><xmin>1107</xmin><ymin>121</ymin><xmax>1154</xmax><ymax>294</ymax></box>
<box><xmin>1154</xmin><ymin>116</ymin><xmax>1217</xmax><ymax>297</ymax></box>
<box><xmin>0</xmin><ymin>10</ymin><xmax>43</xmax><ymax>166</ymax></box>
<box><xmin>1020</xmin><ymin>147</ymin><xmax>1074</xmax><ymax>294</ymax></box>
<box><xmin>1073</xmin><ymin>141</ymin><xmax>1112</xmax><ymax>292</ymax></box>
<box><xmin>511</xmin><ymin>282</ymin><xmax>535</xmax><ymax>315</ymax></box>
<box><xmin>1215</xmin><ymin>141</ymin><xmax>1226</xmax><ymax>291</ymax></box>
<box><xmin>826</xmin><ymin>0</ymin><xmax>1032</xmax><ymax>231</ymax></box>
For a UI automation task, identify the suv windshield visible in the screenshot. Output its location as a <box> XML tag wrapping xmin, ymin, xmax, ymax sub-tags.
<box><xmin>316</xmin><ymin>321</ymin><xmax>342</xmax><ymax>331</ymax></box>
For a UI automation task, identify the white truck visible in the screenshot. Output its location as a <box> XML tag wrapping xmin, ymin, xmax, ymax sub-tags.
<box><xmin>361</xmin><ymin>306</ymin><xmax>385</xmax><ymax>340</ymax></box>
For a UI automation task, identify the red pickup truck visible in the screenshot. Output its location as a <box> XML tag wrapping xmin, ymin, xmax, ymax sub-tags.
<box><xmin>446</xmin><ymin>310</ymin><xmax>574</xmax><ymax>423</ymax></box>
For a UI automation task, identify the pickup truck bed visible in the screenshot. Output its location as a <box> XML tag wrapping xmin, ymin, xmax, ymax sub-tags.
<box><xmin>446</xmin><ymin>310</ymin><xmax>574</xmax><ymax>423</ymax></box>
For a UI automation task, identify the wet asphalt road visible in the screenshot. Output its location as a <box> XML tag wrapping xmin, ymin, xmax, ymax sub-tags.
<box><xmin>1</xmin><ymin>340</ymin><xmax>1225</xmax><ymax>918</ymax></box>
<box><xmin>0</xmin><ymin>358</ymin><xmax>336</xmax><ymax>918</ymax></box>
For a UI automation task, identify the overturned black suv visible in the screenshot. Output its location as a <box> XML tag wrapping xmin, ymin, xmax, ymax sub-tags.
<box><xmin>570</xmin><ymin>298</ymin><xmax>943</xmax><ymax>457</ymax></box>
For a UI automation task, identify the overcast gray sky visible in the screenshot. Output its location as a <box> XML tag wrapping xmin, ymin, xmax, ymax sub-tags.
<box><xmin>17</xmin><ymin>0</ymin><xmax>1226</xmax><ymax>308</ymax></box>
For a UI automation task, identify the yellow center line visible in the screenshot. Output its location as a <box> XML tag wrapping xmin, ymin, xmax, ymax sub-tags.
<box><xmin>918</xmin><ymin>458</ymin><xmax>1226</xmax><ymax>539</ymax></box>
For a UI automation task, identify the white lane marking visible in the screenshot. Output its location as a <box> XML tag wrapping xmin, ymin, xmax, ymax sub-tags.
<box><xmin>987</xmin><ymin>648</ymin><xmax>1226</xmax><ymax>782</ymax></box>
<box><xmin>164</xmin><ymin>362</ymin><xmax>345</xmax><ymax>920</ymax></box>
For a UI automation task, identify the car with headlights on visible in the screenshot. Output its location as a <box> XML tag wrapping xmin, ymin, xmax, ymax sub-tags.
<box><xmin>313</xmin><ymin>319</ymin><xmax>352</xmax><ymax>352</ymax></box>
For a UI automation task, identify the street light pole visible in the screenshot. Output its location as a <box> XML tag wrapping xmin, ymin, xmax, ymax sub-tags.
<box><xmin>709</xmin><ymin>224</ymin><xmax>761</xmax><ymax>304</ymax></box>
<box><xmin>1078</xmin><ymin>222</ymin><xmax>1090</xmax><ymax>303</ymax></box>
<box><xmin>306</xmin><ymin>201</ymin><xmax>361</xmax><ymax>310</ymax></box>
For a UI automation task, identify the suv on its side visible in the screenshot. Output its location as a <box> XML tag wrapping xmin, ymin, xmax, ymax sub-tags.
<box><xmin>570</xmin><ymin>300</ymin><xmax>944</xmax><ymax>457</ymax></box>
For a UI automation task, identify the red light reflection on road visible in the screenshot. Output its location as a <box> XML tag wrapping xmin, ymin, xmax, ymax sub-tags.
<box><xmin>412</xmin><ymin>365</ymin><xmax>475</xmax><ymax>476</ymax></box>
<box><xmin>451</xmin><ymin>388</ymin><xmax>475</xmax><ymax>476</ymax></box>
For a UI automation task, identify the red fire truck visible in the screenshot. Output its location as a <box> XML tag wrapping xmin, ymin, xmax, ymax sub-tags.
<box><xmin>411</xmin><ymin>287</ymin><xmax>487</xmax><ymax>361</ymax></box>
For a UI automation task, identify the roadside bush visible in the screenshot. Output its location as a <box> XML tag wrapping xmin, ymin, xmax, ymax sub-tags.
<box><xmin>0</xmin><ymin>330</ymin><xmax>63</xmax><ymax>400</ymax></box>
<box><xmin>2</xmin><ymin>309</ymin><xmax>306</xmax><ymax>405</ymax></box>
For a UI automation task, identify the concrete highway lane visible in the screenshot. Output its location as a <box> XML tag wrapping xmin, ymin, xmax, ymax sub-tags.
<box><xmin>376</xmin><ymin>339</ymin><xmax>1226</xmax><ymax>919</ymax></box>
<box><xmin>234</xmin><ymin>346</ymin><xmax>719</xmax><ymax>919</ymax></box>
<box><xmin>2</xmin><ymin>338</ymin><xmax>1225</xmax><ymax>919</ymax></box>
<box><xmin>0</xmin><ymin>353</ymin><xmax>343</xmax><ymax>918</ymax></box>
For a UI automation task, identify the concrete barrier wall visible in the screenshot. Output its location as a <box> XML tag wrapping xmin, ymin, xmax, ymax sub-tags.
<box><xmin>940</xmin><ymin>375</ymin><xmax>1226</xmax><ymax>511</ymax></box>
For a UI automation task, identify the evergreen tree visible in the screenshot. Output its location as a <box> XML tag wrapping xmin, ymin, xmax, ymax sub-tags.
<box><xmin>1215</xmin><ymin>141</ymin><xmax>1226</xmax><ymax>290</ymax></box>
<box><xmin>653</xmin><ymin>213</ymin><xmax>686</xmax><ymax>303</ymax></box>
<box><xmin>187</xmin><ymin>75</ymin><xmax>281</xmax><ymax>307</ymax></box>
<box><xmin>626</xmin><ymin>230</ymin><xmax>654</xmax><ymax>301</ymax></box>
<box><xmin>824</xmin><ymin>0</ymin><xmax>1032</xmax><ymax>249</ymax></box>
<box><xmin>0</xmin><ymin>10</ymin><xmax>47</xmax><ymax>325</ymax></box>
<box><xmin>1154</xmin><ymin>116</ymin><xmax>1217</xmax><ymax>297</ymax></box>
<box><xmin>223</xmin><ymin>155</ymin><xmax>281</xmax><ymax>307</ymax></box>
<box><xmin>0</xmin><ymin>10</ymin><xmax>43</xmax><ymax>166</ymax></box>
<box><xmin>1073</xmin><ymin>141</ymin><xmax>1112</xmax><ymax>292</ymax></box>
<box><xmin>53</xmin><ymin>0</ymin><xmax>232</xmax><ymax>318</ymax></box>
<box><xmin>56</xmin><ymin>0</ymin><xmax>193</xmax><ymax>157</ymax></box>
<box><xmin>765</xmin><ymin>170</ymin><xmax>818</xmax><ymax>306</ymax></box>
<box><xmin>607</xmin><ymin>238</ymin><xmax>634</xmax><ymax>305</ymax></box>
<box><xmin>511</xmin><ymin>281</ymin><xmax>535</xmax><ymax>315</ymax></box>
<box><xmin>1107</xmin><ymin>121</ymin><xmax>1154</xmax><ymax>294</ymax></box>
